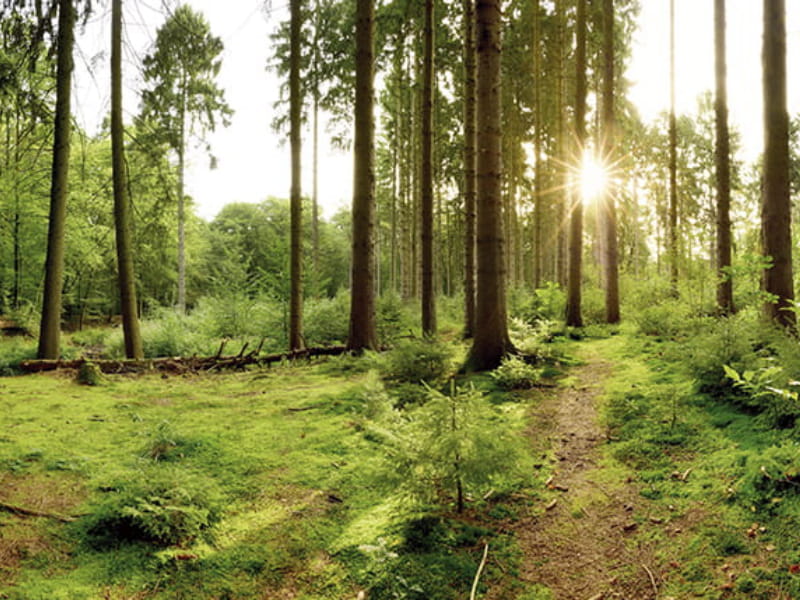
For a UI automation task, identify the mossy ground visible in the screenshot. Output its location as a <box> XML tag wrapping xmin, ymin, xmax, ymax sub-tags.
<box><xmin>3</xmin><ymin>325</ymin><xmax>800</xmax><ymax>599</ymax></box>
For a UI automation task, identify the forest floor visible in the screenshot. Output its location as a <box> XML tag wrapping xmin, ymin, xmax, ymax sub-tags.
<box><xmin>510</xmin><ymin>342</ymin><xmax>659</xmax><ymax>599</ymax></box>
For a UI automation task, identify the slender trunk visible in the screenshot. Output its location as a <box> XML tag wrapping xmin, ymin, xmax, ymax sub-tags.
<box><xmin>420</xmin><ymin>0</ymin><xmax>436</xmax><ymax>336</ymax></box>
<box><xmin>565</xmin><ymin>0</ymin><xmax>587</xmax><ymax>328</ymax></box>
<box><xmin>289</xmin><ymin>0</ymin><xmax>304</xmax><ymax>351</ymax></box>
<box><xmin>668</xmin><ymin>0</ymin><xmax>679</xmax><ymax>293</ymax></box>
<box><xmin>602</xmin><ymin>0</ymin><xmax>620</xmax><ymax>324</ymax></box>
<box><xmin>761</xmin><ymin>0</ymin><xmax>794</xmax><ymax>328</ymax></box>
<box><xmin>532</xmin><ymin>0</ymin><xmax>542</xmax><ymax>289</ymax></box>
<box><xmin>177</xmin><ymin>84</ymin><xmax>187</xmax><ymax>314</ymax></box>
<box><xmin>38</xmin><ymin>0</ymin><xmax>75</xmax><ymax>359</ymax></box>
<box><xmin>111</xmin><ymin>0</ymin><xmax>144</xmax><ymax>359</ymax></box>
<box><xmin>715</xmin><ymin>0</ymin><xmax>734</xmax><ymax>314</ymax></box>
<box><xmin>555</xmin><ymin>0</ymin><xmax>567</xmax><ymax>288</ymax></box>
<box><xmin>463</xmin><ymin>0</ymin><xmax>477</xmax><ymax>338</ymax></box>
<box><xmin>312</xmin><ymin>0</ymin><xmax>321</xmax><ymax>290</ymax></box>
<box><xmin>347</xmin><ymin>0</ymin><xmax>378</xmax><ymax>351</ymax></box>
<box><xmin>465</xmin><ymin>0</ymin><xmax>513</xmax><ymax>371</ymax></box>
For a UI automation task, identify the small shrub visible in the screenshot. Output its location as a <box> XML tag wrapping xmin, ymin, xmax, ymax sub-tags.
<box><xmin>735</xmin><ymin>443</ymin><xmax>800</xmax><ymax>507</ymax></box>
<box><xmin>0</xmin><ymin>338</ymin><xmax>37</xmax><ymax>375</ymax></box>
<box><xmin>84</xmin><ymin>467</ymin><xmax>224</xmax><ymax>547</ymax></box>
<box><xmin>304</xmin><ymin>291</ymin><xmax>350</xmax><ymax>346</ymax></box>
<box><xmin>490</xmin><ymin>355</ymin><xmax>542</xmax><ymax>390</ymax></box>
<box><xmin>634</xmin><ymin>299</ymin><xmax>691</xmax><ymax>338</ymax></box>
<box><xmin>381</xmin><ymin>338</ymin><xmax>453</xmax><ymax>385</ymax></box>
<box><xmin>76</xmin><ymin>361</ymin><xmax>103</xmax><ymax>386</ymax></box>
<box><xmin>382</xmin><ymin>384</ymin><xmax>531</xmax><ymax>511</ymax></box>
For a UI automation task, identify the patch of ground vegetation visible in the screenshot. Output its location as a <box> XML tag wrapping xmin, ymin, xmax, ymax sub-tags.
<box><xmin>0</xmin><ymin>325</ymin><xmax>561</xmax><ymax>599</ymax></box>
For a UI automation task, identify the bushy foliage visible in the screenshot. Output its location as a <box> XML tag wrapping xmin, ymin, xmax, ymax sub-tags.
<box><xmin>508</xmin><ymin>318</ymin><xmax>566</xmax><ymax>365</ymax></box>
<box><xmin>733</xmin><ymin>443</ymin><xmax>800</xmax><ymax>508</ymax></box>
<box><xmin>634</xmin><ymin>298</ymin><xmax>693</xmax><ymax>339</ymax></box>
<box><xmin>490</xmin><ymin>355</ymin><xmax>542</xmax><ymax>390</ymax></box>
<box><xmin>685</xmin><ymin>311</ymin><xmax>762</xmax><ymax>395</ymax></box>
<box><xmin>84</xmin><ymin>467</ymin><xmax>225</xmax><ymax>547</ymax></box>
<box><xmin>0</xmin><ymin>338</ymin><xmax>37</xmax><ymax>375</ymax></box>
<box><xmin>304</xmin><ymin>290</ymin><xmax>351</xmax><ymax>346</ymax></box>
<box><xmin>508</xmin><ymin>282</ymin><xmax>565</xmax><ymax>325</ymax></box>
<box><xmin>380</xmin><ymin>338</ymin><xmax>453</xmax><ymax>385</ymax></box>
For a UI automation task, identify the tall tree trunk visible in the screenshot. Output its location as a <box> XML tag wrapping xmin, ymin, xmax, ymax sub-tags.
<box><xmin>420</xmin><ymin>0</ymin><xmax>436</xmax><ymax>336</ymax></box>
<box><xmin>311</xmin><ymin>0</ymin><xmax>321</xmax><ymax>292</ymax></box>
<box><xmin>668</xmin><ymin>0</ymin><xmax>679</xmax><ymax>294</ymax></box>
<box><xmin>602</xmin><ymin>0</ymin><xmax>620</xmax><ymax>324</ymax></box>
<box><xmin>555</xmin><ymin>0</ymin><xmax>567</xmax><ymax>288</ymax></box>
<box><xmin>462</xmin><ymin>0</ymin><xmax>476</xmax><ymax>339</ymax></box>
<box><xmin>111</xmin><ymin>0</ymin><xmax>144</xmax><ymax>359</ymax></box>
<box><xmin>465</xmin><ymin>0</ymin><xmax>513</xmax><ymax>371</ymax></box>
<box><xmin>532</xmin><ymin>0</ymin><xmax>542</xmax><ymax>289</ymax></box>
<box><xmin>565</xmin><ymin>0</ymin><xmax>587</xmax><ymax>328</ymax></box>
<box><xmin>177</xmin><ymin>87</ymin><xmax>187</xmax><ymax>315</ymax></box>
<box><xmin>289</xmin><ymin>0</ymin><xmax>304</xmax><ymax>351</ymax></box>
<box><xmin>714</xmin><ymin>0</ymin><xmax>733</xmax><ymax>314</ymax></box>
<box><xmin>347</xmin><ymin>0</ymin><xmax>378</xmax><ymax>351</ymax></box>
<box><xmin>761</xmin><ymin>0</ymin><xmax>795</xmax><ymax>328</ymax></box>
<box><xmin>38</xmin><ymin>0</ymin><xmax>75</xmax><ymax>359</ymax></box>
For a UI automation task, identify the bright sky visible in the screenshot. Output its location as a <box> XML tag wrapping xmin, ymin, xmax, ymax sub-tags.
<box><xmin>629</xmin><ymin>0</ymin><xmax>800</xmax><ymax>163</ymax></box>
<box><xmin>71</xmin><ymin>0</ymin><xmax>800</xmax><ymax>221</ymax></box>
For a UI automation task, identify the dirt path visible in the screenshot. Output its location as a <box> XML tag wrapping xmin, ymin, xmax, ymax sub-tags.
<box><xmin>509</xmin><ymin>346</ymin><xmax>660</xmax><ymax>600</ymax></box>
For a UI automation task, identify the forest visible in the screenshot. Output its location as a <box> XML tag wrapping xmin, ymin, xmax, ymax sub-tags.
<box><xmin>2</xmin><ymin>0</ymin><xmax>800</xmax><ymax>598</ymax></box>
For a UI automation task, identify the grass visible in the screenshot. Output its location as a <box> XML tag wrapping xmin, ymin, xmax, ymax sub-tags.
<box><xmin>0</xmin><ymin>347</ymin><xmax>535</xmax><ymax>599</ymax></box>
<box><xmin>592</xmin><ymin>326</ymin><xmax>800</xmax><ymax>599</ymax></box>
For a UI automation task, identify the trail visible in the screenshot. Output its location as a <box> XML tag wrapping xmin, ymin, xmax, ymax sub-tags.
<box><xmin>506</xmin><ymin>342</ymin><xmax>659</xmax><ymax>600</ymax></box>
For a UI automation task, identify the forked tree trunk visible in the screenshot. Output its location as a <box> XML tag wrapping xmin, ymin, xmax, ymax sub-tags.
<box><xmin>347</xmin><ymin>0</ymin><xmax>378</xmax><ymax>351</ymax></box>
<box><xmin>715</xmin><ymin>0</ymin><xmax>734</xmax><ymax>315</ymax></box>
<box><xmin>111</xmin><ymin>0</ymin><xmax>144</xmax><ymax>359</ymax></box>
<box><xmin>289</xmin><ymin>0</ymin><xmax>304</xmax><ymax>351</ymax></box>
<box><xmin>38</xmin><ymin>0</ymin><xmax>75</xmax><ymax>359</ymax></box>
<box><xmin>761</xmin><ymin>0</ymin><xmax>795</xmax><ymax>328</ymax></box>
<box><xmin>420</xmin><ymin>0</ymin><xmax>436</xmax><ymax>336</ymax></box>
<box><xmin>565</xmin><ymin>0</ymin><xmax>587</xmax><ymax>329</ymax></box>
<box><xmin>465</xmin><ymin>0</ymin><xmax>513</xmax><ymax>371</ymax></box>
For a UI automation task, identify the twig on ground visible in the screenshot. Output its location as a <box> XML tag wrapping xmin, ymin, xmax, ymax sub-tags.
<box><xmin>642</xmin><ymin>563</ymin><xmax>659</xmax><ymax>598</ymax></box>
<box><xmin>0</xmin><ymin>501</ymin><xmax>75</xmax><ymax>523</ymax></box>
<box><xmin>470</xmin><ymin>543</ymin><xmax>490</xmax><ymax>600</ymax></box>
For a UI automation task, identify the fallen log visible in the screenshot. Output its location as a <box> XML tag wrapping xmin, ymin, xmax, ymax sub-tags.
<box><xmin>18</xmin><ymin>345</ymin><xmax>349</xmax><ymax>375</ymax></box>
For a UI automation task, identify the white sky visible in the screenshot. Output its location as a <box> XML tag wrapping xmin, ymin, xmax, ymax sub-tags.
<box><xmin>71</xmin><ymin>0</ymin><xmax>800</xmax><ymax>221</ymax></box>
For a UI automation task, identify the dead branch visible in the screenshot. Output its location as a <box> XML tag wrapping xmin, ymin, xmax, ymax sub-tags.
<box><xmin>0</xmin><ymin>501</ymin><xmax>75</xmax><ymax>523</ymax></box>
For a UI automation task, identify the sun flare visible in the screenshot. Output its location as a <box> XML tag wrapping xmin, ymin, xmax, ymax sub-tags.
<box><xmin>579</xmin><ymin>151</ymin><xmax>608</xmax><ymax>203</ymax></box>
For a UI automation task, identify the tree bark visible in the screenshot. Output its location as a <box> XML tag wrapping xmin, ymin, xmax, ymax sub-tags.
<box><xmin>176</xmin><ymin>84</ymin><xmax>187</xmax><ymax>315</ymax></box>
<box><xmin>465</xmin><ymin>0</ymin><xmax>513</xmax><ymax>371</ymax></box>
<box><xmin>565</xmin><ymin>0</ymin><xmax>587</xmax><ymax>328</ymax></box>
<box><xmin>347</xmin><ymin>0</ymin><xmax>378</xmax><ymax>351</ymax></box>
<box><xmin>289</xmin><ymin>0</ymin><xmax>304</xmax><ymax>351</ymax></box>
<box><xmin>462</xmin><ymin>0</ymin><xmax>477</xmax><ymax>339</ymax></box>
<box><xmin>668</xmin><ymin>0</ymin><xmax>679</xmax><ymax>294</ymax></box>
<box><xmin>761</xmin><ymin>0</ymin><xmax>795</xmax><ymax>328</ymax></box>
<box><xmin>111</xmin><ymin>0</ymin><xmax>144</xmax><ymax>359</ymax></box>
<box><xmin>602</xmin><ymin>0</ymin><xmax>620</xmax><ymax>324</ymax></box>
<box><xmin>715</xmin><ymin>0</ymin><xmax>733</xmax><ymax>315</ymax></box>
<box><xmin>38</xmin><ymin>0</ymin><xmax>75</xmax><ymax>359</ymax></box>
<box><xmin>532</xmin><ymin>0</ymin><xmax>542</xmax><ymax>289</ymax></box>
<box><xmin>420</xmin><ymin>0</ymin><xmax>436</xmax><ymax>336</ymax></box>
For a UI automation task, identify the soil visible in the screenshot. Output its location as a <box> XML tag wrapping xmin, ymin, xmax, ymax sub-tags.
<box><xmin>503</xmin><ymin>350</ymin><xmax>661</xmax><ymax>600</ymax></box>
